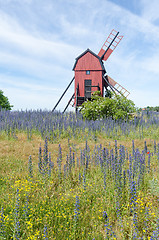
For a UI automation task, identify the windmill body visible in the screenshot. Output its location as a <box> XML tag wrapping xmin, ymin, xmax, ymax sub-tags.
<box><xmin>52</xmin><ymin>29</ymin><xmax>130</xmax><ymax>113</ymax></box>
<box><xmin>73</xmin><ymin>49</ymin><xmax>106</xmax><ymax>107</ymax></box>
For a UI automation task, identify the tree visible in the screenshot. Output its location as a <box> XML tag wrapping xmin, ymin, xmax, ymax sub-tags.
<box><xmin>81</xmin><ymin>92</ymin><xmax>136</xmax><ymax>121</ymax></box>
<box><xmin>0</xmin><ymin>90</ymin><xmax>13</xmax><ymax>110</ymax></box>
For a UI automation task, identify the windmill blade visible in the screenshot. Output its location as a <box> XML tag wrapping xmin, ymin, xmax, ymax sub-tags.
<box><xmin>106</xmin><ymin>75</ymin><xmax>130</xmax><ymax>97</ymax></box>
<box><xmin>103</xmin><ymin>75</ymin><xmax>117</xmax><ymax>95</ymax></box>
<box><xmin>98</xmin><ymin>29</ymin><xmax>123</xmax><ymax>61</ymax></box>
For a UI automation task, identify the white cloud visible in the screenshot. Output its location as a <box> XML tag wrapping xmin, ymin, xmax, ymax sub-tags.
<box><xmin>140</xmin><ymin>0</ymin><xmax>159</xmax><ymax>23</ymax></box>
<box><xmin>0</xmin><ymin>51</ymin><xmax>73</xmax><ymax>84</ymax></box>
<box><xmin>0</xmin><ymin>11</ymin><xmax>81</xmax><ymax>61</ymax></box>
<box><xmin>130</xmin><ymin>89</ymin><xmax>159</xmax><ymax>108</ymax></box>
<box><xmin>0</xmin><ymin>75</ymin><xmax>57</xmax><ymax>92</ymax></box>
<box><xmin>2</xmin><ymin>78</ymin><xmax>74</xmax><ymax>111</ymax></box>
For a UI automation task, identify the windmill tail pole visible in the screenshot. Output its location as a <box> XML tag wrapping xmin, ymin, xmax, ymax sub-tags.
<box><xmin>52</xmin><ymin>77</ymin><xmax>75</xmax><ymax>112</ymax></box>
<box><xmin>101</xmin><ymin>31</ymin><xmax>119</xmax><ymax>60</ymax></box>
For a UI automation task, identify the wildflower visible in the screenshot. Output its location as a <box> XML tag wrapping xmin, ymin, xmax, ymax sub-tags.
<box><xmin>103</xmin><ymin>211</ymin><xmax>108</xmax><ymax>221</ymax></box>
<box><xmin>38</xmin><ymin>138</ymin><xmax>53</xmax><ymax>176</ymax></box>
<box><xmin>103</xmin><ymin>211</ymin><xmax>116</xmax><ymax>239</ymax></box>
<box><xmin>44</xmin><ymin>225</ymin><xmax>48</xmax><ymax>239</ymax></box>
<box><xmin>15</xmin><ymin>188</ymin><xmax>20</xmax><ymax>239</ymax></box>
<box><xmin>28</xmin><ymin>155</ymin><xmax>33</xmax><ymax>178</ymax></box>
<box><xmin>0</xmin><ymin>207</ymin><xmax>5</xmax><ymax>237</ymax></box>
<box><xmin>74</xmin><ymin>196</ymin><xmax>80</xmax><ymax>222</ymax></box>
<box><xmin>83</xmin><ymin>168</ymin><xmax>86</xmax><ymax>190</ymax></box>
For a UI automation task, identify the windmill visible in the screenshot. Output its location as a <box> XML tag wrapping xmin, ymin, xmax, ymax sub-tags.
<box><xmin>52</xmin><ymin>29</ymin><xmax>130</xmax><ymax>113</ymax></box>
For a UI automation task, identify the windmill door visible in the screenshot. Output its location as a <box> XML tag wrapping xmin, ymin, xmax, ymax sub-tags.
<box><xmin>85</xmin><ymin>79</ymin><xmax>92</xmax><ymax>98</ymax></box>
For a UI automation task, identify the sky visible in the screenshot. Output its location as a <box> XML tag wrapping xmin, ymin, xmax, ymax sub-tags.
<box><xmin>0</xmin><ymin>0</ymin><xmax>159</xmax><ymax>111</ymax></box>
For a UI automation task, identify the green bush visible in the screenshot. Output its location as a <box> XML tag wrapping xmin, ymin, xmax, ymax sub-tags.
<box><xmin>81</xmin><ymin>92</ymin><xmax>136</xmax><ymax>120</ymax></box>
<box><xmin>0</xmin><ymin>90</ymin><xmax>13</xmax><ymax>110</ymax></box>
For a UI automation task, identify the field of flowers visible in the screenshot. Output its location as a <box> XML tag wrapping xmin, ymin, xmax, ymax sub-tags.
<box><xmin>0</xmin><ymin>109</ymin><xmax>159</xmax><ymax>239</ymax></box>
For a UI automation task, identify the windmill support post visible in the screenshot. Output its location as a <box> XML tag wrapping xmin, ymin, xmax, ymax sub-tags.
<box><xmin>62</xmin><ymin>93</ymin><xmax>75</xmax><ymax>113</ymax></box>
<box><xmin>52</xmin><ymin>77</ymin><xmax>75</xmax><ymax>112</ymax></box>
<box><xmin>75</xmin><ymin>84</ymin><xmax>79</xmax><ymax>113</ymax></box>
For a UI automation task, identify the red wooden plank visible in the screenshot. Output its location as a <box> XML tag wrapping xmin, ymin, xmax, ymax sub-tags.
<box><xmin>74</xmin><ymin>52</ymin><xmax>103</xmax><ymax>71</ymax></box>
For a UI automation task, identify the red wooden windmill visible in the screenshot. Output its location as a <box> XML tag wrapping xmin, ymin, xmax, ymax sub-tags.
<box><xmin>52</xmin><ymin>29</ymin><xmax>130</xmax><ymax>112</ymax></box>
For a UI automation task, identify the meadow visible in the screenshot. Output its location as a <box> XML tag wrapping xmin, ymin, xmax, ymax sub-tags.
<box><xmin>0</xmin><ymin>109</ymin><xmax>159</xmax><ymax>239</ymax></box>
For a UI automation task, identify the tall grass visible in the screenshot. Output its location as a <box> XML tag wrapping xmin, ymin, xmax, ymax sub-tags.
<box><xmin>1</xmin><ymin>109</ymin><xmax>159</xmax><ymax>141</ymax></box>
<box><xmin>0</xmin><ymin>110</ymin><xmax>159</xmax><ymax>239</ymax></box>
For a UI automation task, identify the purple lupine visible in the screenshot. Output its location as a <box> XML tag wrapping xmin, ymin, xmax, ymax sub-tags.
<box><xmin>57</xmin><ymin>144</ymin><xmax>62</xmax><ymax>179</ymax></box>
<box><xmin>0</xmin><ymin>207</ymin><xmax>5</xmax><ymax>237</ymax></box>
<box><xmin>69</xmin><ymin>147</ymin><xmax>73</xmax><ymax>171</ymax></box>
<box><xmin>28</xmin><ymin>155</ymin><xmax>33</xmax><ymax>178</ymax></box>
<box><xmin>86</xmin><ymin>155</ymin><xmax>89</xmax><ymax>170</ymax></box>
<box><xmin>115</xmin><ymin>140</ymin><xmax>118</xmax><ymax>160</ymax></box>
<box><xmin>138</xmin><ymin>153</ymin><xmax>145</xmax><ymax>189</ymax></box>
<box><xmin>154</xmin><ymin>140</ymin><xmax>156</xmax><ymax>154</ymax></box>
<box><xmin>15</xmin><ymin>188</ymin><xmax>20</xmax><ymax>240</ymax></box>
<box><xmin>72</xmin><ymin>152</ymin><xmax>75</xmax><ymax>168</ymax></box>
<box><xmin>132</xmin><ymin>140</ymin><xmax>135</xmax><ymax>157</ymax></box>
<box><xmin>144</xmin><ymin>141</ymin><xmax>147</xmax><ymax>153</ymax></box>
<box><xmin>2</xmin><ymin>109</ymin><xmax>159</xmax><ymax>144</ymax></box>
<box><xmin>147</xmin><ymin>151</ymin><xmax>151</xmax><ymax>173</ymax></box>
<box><xmin>38</xmin><ymin>139</ymin><xmax>53</xmax><ymax>176</ymax></box>
<box><xmin>48</xmin><ymin>152</ymin><xmax>53</xmax><ymax>176</ymax></box>
<box><xmin>123</xmin><ymin>170</ymin><xmax>126</xmax><ymax>189</ymax></box>
<box><xmin>110</xmin><ymin>149</ymin><xmax>114</xmax><ymax>178</ymax></box>
<box><xmin>143</xmin><ymin>205</ymin><xmax>150</xmax><ymax>237</ymax></box>
<box><xmin>38</xmin><ymin>144</ymin><xmax>43</xmax><ymax>174</ymax></box>
<box><xmin>43</xmin><ymin>137</ymin><xmax>48</xmax><ymax>165</ymax></box>
<box><xmin>79</xmin><ymin>172</ymin><xmax>81</xmax><ymax>183</ymax></box>
<box><xmin>43</xmin><ymin>225</ymin><xmax>48</xmax><ymax>239</ymax></box>
<box><xmin>129</xmin><ymin>154</ymin><xmax>133</xmax><ymax>181</ymax></box>
<box><xmin>130</xmin><ymin>181</ymin><xmax>138</xmax><ymax>239</ymax></box>
<box><xmin>150</xmin><ymin>217</ymin><xmax>159</xmax><ymax>239</ymax></box>
<box><xmin>74</xmin><ymin>196</ymin><xmax>80</xmax><ymax>222</ymax></box>
<box><xmin>133</xmin><ymin>157</ymin><xmax>137</xmax><ymax>180</ymax></box>
<box><xmin>82</xmin><ymin>148</ymin><xmax>86</xmax><ymax>166</ymax></box>
<box><xmin>63</xmin><ymin>164</ymin><xmax>66</xmax><ymax>180</ymax></box>
<box><xmin>105</xmin><ymin>148</ymin><xmax>110</xmax><ymax>169</ymax></box>
<box><xmin>103</xmin><ymin>211</ymin><xmax>116</xmax><ymax>239</ymax></box>
<box><xmin>23</xmin><ymin>194</ymin><xmax>30</xmax><ymax>220</ymax></box>
<box><xmin>83</xmin><ymin>168</ymin><xmax>86</xmax><ymax>190</ymax></box>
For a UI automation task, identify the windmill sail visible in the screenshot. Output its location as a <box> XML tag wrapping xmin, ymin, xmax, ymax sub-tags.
<box><xmin>98</xmin><ymin>29</ymin><xmax>123</xmax><ymax>61</ymax></box>
<box><xmin>105</xmin><ymin>75</ymin><xmax>130</xmax><ymax>98</ymax></box>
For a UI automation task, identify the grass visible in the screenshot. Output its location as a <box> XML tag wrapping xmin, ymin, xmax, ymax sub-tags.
<box><xmin>0</xmin><ymin>122</ymin><xmax>159</xmax><ymax>239</ymax></box>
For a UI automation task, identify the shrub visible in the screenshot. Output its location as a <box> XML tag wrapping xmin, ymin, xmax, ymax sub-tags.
<box><xmin>81</xmin><ymin>92</ymin><xmax>136</xmax><ymax>121</ymax></box>
<box><xmin>0</xmin><ymin>90</ymin><xmax>13</xmax><ymax>110</ymax></box>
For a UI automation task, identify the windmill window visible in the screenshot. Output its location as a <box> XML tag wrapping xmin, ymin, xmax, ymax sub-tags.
<box><xmin>86</xmin><ymin>70</ymin><xmax>90</xmax><ymax>75</ymax></box>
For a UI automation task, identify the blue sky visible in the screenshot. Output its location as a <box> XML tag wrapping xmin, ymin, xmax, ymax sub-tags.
<box><xmin>0</xmin><ymin>0</ymin><xmax>159</xmax><ymax>111</ymax></box>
